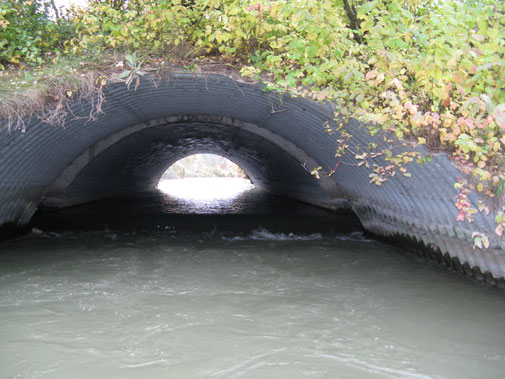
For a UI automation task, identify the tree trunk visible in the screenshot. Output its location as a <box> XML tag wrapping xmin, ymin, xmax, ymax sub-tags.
<box><xmin>342</xmin><ymin>0</ymin><xmax>363</xmax><ymax>44</ymax></box>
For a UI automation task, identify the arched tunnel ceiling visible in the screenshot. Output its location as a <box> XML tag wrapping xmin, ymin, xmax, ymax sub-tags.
<box><xmin>0</xmin><ymin>73</ymin><xmax>503</xmax><ymax>280</ymax></box>
<box><xmin>42</xmin><ymin>116</ymin><xmax>342</xmax><ymax>208</ymax></box>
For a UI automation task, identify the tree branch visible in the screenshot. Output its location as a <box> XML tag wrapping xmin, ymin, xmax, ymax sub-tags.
<box><xmin>49</xmin><ymin>0</ymin><xmax>60</xmax><ymax>20</ymax></box>
<box><xmin>342</xmin><ymin>0</ymin><xmax>363</xmax><ymax>44</ymax></box>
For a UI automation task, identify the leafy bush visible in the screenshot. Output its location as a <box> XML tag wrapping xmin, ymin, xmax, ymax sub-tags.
<box><xmin>73</xmin><ymin>0</ymin><xmax>198</xmax><ymax>55</ymax></box>
<box><xmin>0</xmin><ymin>0</ymin><xmax>75</xmax><ymax>68</ymax></box>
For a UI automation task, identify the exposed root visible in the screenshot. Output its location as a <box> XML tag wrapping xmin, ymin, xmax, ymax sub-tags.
<box><xmin>39</xmin><ymin>89</ymin><xmax>68</xmax><ymax>127</ymax></box>
<box><xmin>0</xmin><ymin>99</ymin><xmax>27</xmax><ymax>132</ymax></box>
<box><xmin>64</xmin><ymin>72</ymin><xmax>105</xmax><ymax>125</ymax></box>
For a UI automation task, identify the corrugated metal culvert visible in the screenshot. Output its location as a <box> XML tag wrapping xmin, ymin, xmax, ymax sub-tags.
<box><xmin>1</xmin><ymin>73</ymin><xmax>504</xmax><ymax>285</ymax></box>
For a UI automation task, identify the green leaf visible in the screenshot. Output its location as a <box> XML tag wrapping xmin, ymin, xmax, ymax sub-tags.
<box><xmin>125</xmin><ymin>53</ymin><xmax>136</xmax><ymax>67</ymax></box>
<box><xmin>118</xmin><ymin>70</ymin><xmax>131</xmax><ymax>79</ymax></box>
<box><xmin>359</xmin><ymin>0</ymin><xmax>377</xmax><ymax>15</ymax></box>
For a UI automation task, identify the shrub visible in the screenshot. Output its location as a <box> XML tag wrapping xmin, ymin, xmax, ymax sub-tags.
<box><xmin>0</xmin><ymin>0</ymin><xmax>76</xmax><ymax>68</ymax></box>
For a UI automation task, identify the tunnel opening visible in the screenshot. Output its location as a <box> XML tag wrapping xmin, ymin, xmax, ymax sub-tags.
<box><xmin>158</xmin><ymin>154</ymin><xmax>250</xmax><ymax>181</ymax></box>
<box><xmin>38</xmin><ymin>114</ymin><xmax>346</xmax><ymax>212</ymax></box>
<box><xmin>24</xmin><ymin>109</ymin><xmax>362</xmax><ymax>236</ymax></box>
<box><xmin>28</xmin><ymin>128</ymin><xmax>362</xmax><ymax>236</ymax></box>
<box><xmin>156</xmin><ymin>153</ymin><xmax>256</xmax><ymax>215</ymax></box>
<box><xmin>157</xmin><ymin>153</ymin><xmax>254</xmax><ymax>205</ymax></box>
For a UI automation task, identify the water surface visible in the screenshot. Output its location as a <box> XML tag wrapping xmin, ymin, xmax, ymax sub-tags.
<box><xmin>1</xmin><ymin>179</ymin><xmax>504</xmax><ymax>378</ymax></box>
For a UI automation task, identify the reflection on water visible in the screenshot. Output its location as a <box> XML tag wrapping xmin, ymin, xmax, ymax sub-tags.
<box><xmin>2</xmin><ymin>178</ymin><xmax>505</xmax><ymax>378</ymax></box>
<box><xmin>158</xmin><ymin>177</ymin><xmax>255</xmax><ymax>201</ymax></box>
<box><xmin>33</xmin><ymin>178</ymin><xmax>361</xmax><ymax>234</ymax></box>
<box><xmin>157</xmin><ymin>178</ymin><xmax>255</xmax><ymax>214</ymax></box>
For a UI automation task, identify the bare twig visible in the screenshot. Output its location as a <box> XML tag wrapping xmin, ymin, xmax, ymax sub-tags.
<box><xmin>0</xmin><ymin>99</ymin><xmax>26</xmax><ymax>133</ymax></box>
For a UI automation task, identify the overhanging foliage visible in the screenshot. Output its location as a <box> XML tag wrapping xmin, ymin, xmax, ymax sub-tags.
<box><xmin>1</xmin><ymin>0</ymin><xmax>504</xmax><ymax>243</ymax></box>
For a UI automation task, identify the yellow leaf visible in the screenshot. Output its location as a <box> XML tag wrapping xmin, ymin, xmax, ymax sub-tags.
<box><xmin>365</xmin><ymin>69</ymin><xmax>378</xmax><ymax>80</ymax></box>
<box><xmin>477</xmin><ymin>183</ymin><xmax>484</xmax><ymax>192</ymax></box>
<box><xmin>66</xmin><ymin>91</ymin><xmax>73</xmax><ymax>97</ymax></box>
<box><xmin>483</xmin><ymin>235</ymin><xmax>490</xmax><ymax>249</ymax></box>
<box><xmin>101</xmin><ymin>79</ymin><xmax>107</xmax><ymax>86</ymax></box>
<box><xmin>417</xmin><ymin>137</ymin><xmax>426</xmax><ymax>144</ymax></box>
<box><xmin>496</xmin><ymin>225</ymin><xmax>504</xmax><ymax>237</ymax></box>
<box><xmin>387</xmin><ymin>78</ymin><xmax>403</xmax><ymax>90</ymax></box>
<box><xmin>374</xmin><ymin>73</ymin><xmax>385</xmax><ymax>86</ymax></box>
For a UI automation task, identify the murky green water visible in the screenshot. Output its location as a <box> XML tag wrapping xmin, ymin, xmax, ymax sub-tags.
<box><xmin>1</xmin><ymin>180</ymin><xmax>505</xmax><ymax>378</ymax></box>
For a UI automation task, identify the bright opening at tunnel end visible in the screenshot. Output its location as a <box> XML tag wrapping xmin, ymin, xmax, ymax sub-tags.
<box><xmin>158</xmin><ymin>177</ymin><xmax>254</xmax><ymax>201</ymax></box>
<box><xmin>157</xmin><ymin>154</ymin><xmax>254</xmax><ymax>201</ymax></box>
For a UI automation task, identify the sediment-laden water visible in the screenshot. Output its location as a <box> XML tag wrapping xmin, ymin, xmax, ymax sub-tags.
<box><xmin>1</xmin><ymin>179</ymin><xmax>504</xmax><ymax>378</ymax></box>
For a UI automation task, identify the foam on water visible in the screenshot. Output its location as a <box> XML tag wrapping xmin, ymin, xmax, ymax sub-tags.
<box><xmin>220</xmin><ymin>229</ymin><xmax>322</xmax><ymax>241</ymax></box>
<box><xmin>221</xmin><ymin>230</ymin><xmax>374</xmax><ymax>242</ymax></box>
<box><xmin>248</xmin><ymin>229</ymin><xmax>323</xmax><ymax>241</ymax></box>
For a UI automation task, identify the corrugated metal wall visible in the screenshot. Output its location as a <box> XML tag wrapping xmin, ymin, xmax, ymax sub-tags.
<box><xmin>0</xmin><ymin>73</ymin><xmax>503</xmax><ymax>280</ymax></box>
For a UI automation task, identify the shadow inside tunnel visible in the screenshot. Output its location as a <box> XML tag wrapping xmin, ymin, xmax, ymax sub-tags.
<box><xmin>31</xmin><ymin>178</ymin><xmax>363</xmax><ymax>236</ymax></box>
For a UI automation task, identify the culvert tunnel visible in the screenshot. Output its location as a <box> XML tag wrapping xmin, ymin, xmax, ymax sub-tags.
<box><xmin>1</xmin><ymin>73</ymin><xmax>504</xmax><ymax>285</ymax></box>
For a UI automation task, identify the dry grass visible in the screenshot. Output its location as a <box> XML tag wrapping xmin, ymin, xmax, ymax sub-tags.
<box><xmin>0</xmin><ymin>72</ymin><xmax>106</xmax><ymax>132</ymax></box>
<box><xmin>0</xmin><ymin>52</ymin><xmax>261</xmax><ymax>132</ymax></box>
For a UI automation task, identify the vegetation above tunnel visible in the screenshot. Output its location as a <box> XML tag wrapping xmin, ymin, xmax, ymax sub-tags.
<box><xmin>1</xmin><ymin>0</ymin><xmax>505</xmax><ymax>244</ymax></box>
